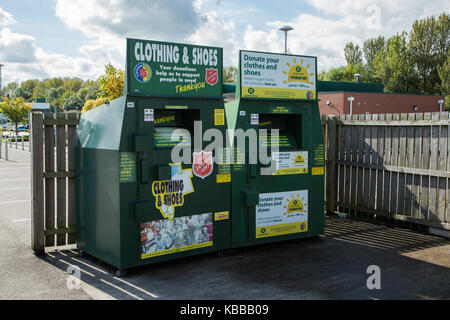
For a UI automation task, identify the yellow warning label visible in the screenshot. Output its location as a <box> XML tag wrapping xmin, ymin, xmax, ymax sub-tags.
<box><xmin>141</xmin><ymin>241</ymin><xmax>213</xmax><ymax>259</ymax></box>
<box><xmin>214</xmin><ymin>211</ymin><xmax>229</xmax><ymax>221</ymax></box>
<box><xmin>274</xmin><ymin>168</ymin><xmax>308</xmax><ymax>175</ymax></box>
<box><xmin>214</xmin><ymin>109</ymin><xmax>225</xmax><ymax>125</ymax></box>
<box><xmin>312</xmin><ymin>167</ymin><xmax>324</xmax><ymax>175</ymax></box>
<box><xmin>216</xmin><ymin>173</ymin><xmax>231</xmax><ymax>183</ymax></box>
<box><xmin>256</xmin><ymin>222</ymin><xmax>308</xmax><ymax>238</ymax></box>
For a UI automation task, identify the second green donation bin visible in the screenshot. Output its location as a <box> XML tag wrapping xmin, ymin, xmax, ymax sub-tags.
<box><xmin>225</xmin><ymin>50</ymin><xmax>325</xmax><ymax>248</ymax></box>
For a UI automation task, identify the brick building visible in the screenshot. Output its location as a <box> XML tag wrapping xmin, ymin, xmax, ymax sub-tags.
<box><xmin>317</xmin><ymin>81</ymin><xmax>444</xmax><ymax>115</ymax></box>
<box><xmin>222</xmin><ymin>81</ymin><xmax>445</xmax><ymax>114</ymax></box>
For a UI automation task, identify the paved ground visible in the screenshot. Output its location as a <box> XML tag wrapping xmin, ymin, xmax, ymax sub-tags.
<box><xmin>0</xmin><ymin>145</ymin><xmax>449</xmax><ymax>300</ymax></box>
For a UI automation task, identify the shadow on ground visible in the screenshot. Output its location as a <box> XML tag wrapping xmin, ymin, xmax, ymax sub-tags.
<box><xmin>44</xmin><ymin>216</ymin><xmax>450</xmax><ymax>300</ymax></box>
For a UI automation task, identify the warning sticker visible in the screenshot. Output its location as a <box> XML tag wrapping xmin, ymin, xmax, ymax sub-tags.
<box><xmin>214</xmin><ymin>109</ymin><xmax>225</xmax><ymax>125</ymax></box>
<box><xmin>216</xmin><ymin>173</ymin><xmax>231</xmax><ymax>183</ymax></box>
<box><xmin>312</xmin><ymin>167</ymin><xmax>324</xmax><ymax>175</ymax></box>
<box><xmin>251</xmin><ymin>113</ymin><xmax>259</xmax><ymax>125</ymax></box>
<box><xmin>144</xmin><ymin>108</ymin><xmax>154</xmax><ymax>122</ymax></box>
<box><xmin>214</xmin><ymin>211</ymin><xmax>229</xmax><ymax>221</ymax></box>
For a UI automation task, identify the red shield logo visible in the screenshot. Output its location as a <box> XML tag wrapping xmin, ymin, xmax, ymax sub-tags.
<box><xmin>193</xmin><ymin>151</ymin><xmax>213</xmax><ymax>179</ymax></box>
<box><xmin>205</xmin><ymin>68</ymin><xmax>218</xmax><ymax>86</ymax></box>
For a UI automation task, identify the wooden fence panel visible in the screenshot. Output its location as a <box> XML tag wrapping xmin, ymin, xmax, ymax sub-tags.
<box><xmin>32</xmin><ymin>111</ymin><xmax>450</xmax><ymax>255</ymax></box>
<box><xmin>333</xmin><ymin>111</ymin><xmax>450</xmax><ymax>231</ymax></box>
<box><xmin>44</xmin><ymin>113</ymin><xmax>55</xmax><ymax>247</ymax></box>
<box><xmin>32</xmin><ymin>112</ymin><xmax>80</xmax><ymax>255</ymax></box>
<box><xmin>31</xmin><ymin>113</ymin><xmax>45</xmax><ymax>255</ymax></box>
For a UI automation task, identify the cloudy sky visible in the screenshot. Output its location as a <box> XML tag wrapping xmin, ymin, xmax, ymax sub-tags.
<box><xmin>0</xmin><ymin>0</ymin><xmax>448</xmax><ymax>86</ymax></box>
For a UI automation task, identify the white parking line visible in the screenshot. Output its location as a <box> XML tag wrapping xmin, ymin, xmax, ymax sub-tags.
<box><xmin>0</xmin><ymin>199</ymin><xmax>30</xmax><ymax>204</ymax></box>
<box><xmin>12</xmin><ymin>218</ymin><xmax>31</xmax><ymax>222</ymax></box>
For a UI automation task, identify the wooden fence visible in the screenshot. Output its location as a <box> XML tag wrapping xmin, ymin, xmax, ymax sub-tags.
<box><xmin>31</xmin><ymin>112</ymin><xmax>80</xmax><ymax>255</ymax></box>
<box><xmin>31</xmin><ymin>111</ymin><xmax>449</xmax><ymax>254</ymax></box>
<box><xmin>325</xmin><ymin>112</ymin><xmax>450</xmax><ymax>231</ymax></box>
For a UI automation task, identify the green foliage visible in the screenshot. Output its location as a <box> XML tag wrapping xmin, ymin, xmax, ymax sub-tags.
<box><xmin>98</xmin><ymin>63</ymin><xmax>124</xmax><ymax>100</ymax></box>
<box><xmin>320</xmin><ymin>12</ymin><xmax>449</xmax><ymax>98</ymax></box>
<box><xmin>1</xmin><ymin>82</ymin><xmax>19</xmax><ymax>98</ymax></box>
<box><xmin>0</xmin><ymin>97</ymin><xmax>31</xmax><ymax>133</ymax></box>
<box><xmin>344</xmin><ymin>42</ymin><xmax>363</xmax><ymax>66</ymax></box>
<box><xmin>363</xmin><ymin>36</ymin><xmax>386</xmax><ymax>76</ymax></box>
<box><xmin>223</xmin><ymin>66</ymin><xmax>238</xmax><ymax>83</ymax></box>
<box><xmin>373</xmin><ymin>32</ymin><xmax>419</xmax><ymax>93</ymax></box>
<box><xmin>1</xmin><ymin>75</ymin><xmax>102</xmax><ymax>112</ymax></box>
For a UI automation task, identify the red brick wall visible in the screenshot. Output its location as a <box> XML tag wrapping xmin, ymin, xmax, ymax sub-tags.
<box><xmin>318</xmin><ymin>92</ymin><xmax>444</xmax><ymax>115</ymax></box>
<box><xmin>318</xmin><ymin>92</ymin><xmax>345</xmax><ymax>115</ymax></box>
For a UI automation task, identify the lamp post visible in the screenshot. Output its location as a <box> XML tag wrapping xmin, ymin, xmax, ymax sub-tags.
<box><xmin>438</xmin><ymin>99</ymin><xmax>444</xmax><ymax>118</ymax></box>
<box><xmin>0</xmin><ymin>64</ymin><xmax>4</xmax><ymax>95</ymax></box>
<box><xmin>348</xmin><ymin>96</ymin><xmax>354</xmax><ymax>115</ymax></box>
<box><xmin>278</xmin><ymin>25</ymin><xmax>293</xmax><ymax>54</ymax></box>
<box><xmin>354</xmin><ymin>73</ymin><xmax>361</xmax><ymax>83</ymax></box>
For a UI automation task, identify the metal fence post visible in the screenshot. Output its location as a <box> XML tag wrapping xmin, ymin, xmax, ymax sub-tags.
<box><xmin>22</xmin><ymin>135</ymin><xmax>24</xmax><ymax>150</ymax></box>
<box><xmin>0</xmin><ymin>136</ymin><xmax>2</xmax><ymax>158</ymax></box>
<box><xmin>4</xmin><ymin>138</ymin><xmax>8</xmax><ymax>161</ymax></box>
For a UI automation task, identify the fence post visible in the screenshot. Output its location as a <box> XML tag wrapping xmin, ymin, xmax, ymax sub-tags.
<box><xmin>4</xmin><ymin>138</ymin><xmax>8</xmax><ymax>161</ymax></box>
<box><xmin>21</xmin><ymin>135</ymin><xmax>24</xmax><ymax>150</ymax></box>
<box><xmin>326</xmin><ymin>115</ymin><xmax>338</xmax><ymax>214</ymax></box>
<box><xmin>31</xmin><ymin>112</ymin><xmax>45</xmax><ymax>256</ymax></box>
<box><xmin>0</xmin><ymin>135</ymin><xmax>2</xmax><ymax>158</ymax></box>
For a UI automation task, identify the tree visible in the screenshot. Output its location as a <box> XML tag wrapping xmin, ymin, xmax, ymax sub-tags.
<box><xmin>363</xmin><ymin>36</ymin><xmax>386</xmax><ymax>80</ymax></box>
<box><xmin>409</xmin><ymin>13</ymin><xmax>450</xmax><ymax>94</ymax></box>
<box><xmin>20</xmin><ymin>80</ymin><xmax>39</xmax><ymax>100</ymax></box>
<box><xmin>0</xmin><ymin>97</ymin><xmax>31</xmax><ymax>134</ymax></box>
<box><xmin>373</xmin><ymin>32</ymin><xmax>419</xmax><ymax>93</ymax></box>
<box><xmin>344</xmin><ymin>42</ymin><xmax>363</xmax><ymax>66</ymax></box>
<box><xmin>46</xmin><ymin>87</ymin><xmax>64</xmax><ymax>112</ymax></box>
<box><xmin>438</xmin><ymin>54</ymin><xmax>450</xmax><ymax>110</ymax></box>
<box><xmin>14</xmin><ymin>86</ymin><xmax>32</xmax><ymax>100</ymax></box>
<box><xmin>63</xmin><ymin>92</ymin><xmax>83</xmax><ymax>111</ymax></box>
<box><xmin>1</xmin><ymin>82</ymin><xmax>19</xmax><ymax>98</ymax></box>
<box><xmin>223</xmin><ymin>66</ymin><xmax>238</xmax><ymax>83</ymax></box>
<box><xmin>62</xmin><ymin>78</ymin><xmax>83</xmax><ymax>93</ymax></box>
<box><xmin>82</xmin><ymin>97</ymin><xmax>107</xmax><ymax>113</ymax></box>
<box><xmin>98</xmin><ymin>63</ymin><xmax>124</xmax><ymax>100</ymax></box>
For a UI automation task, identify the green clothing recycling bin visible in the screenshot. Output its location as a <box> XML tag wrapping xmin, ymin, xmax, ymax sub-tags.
<box><xmin>225</xmin><ymin>50</ymin><xmax>325</xmax><ymax>248</ymax></box>
<box><xmin>76</xmin><ymin>39</ymin><xmax>231</xmax><ymax>272</ymax></box>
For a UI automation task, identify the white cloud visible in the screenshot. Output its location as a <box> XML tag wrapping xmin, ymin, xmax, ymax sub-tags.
<box><xmin>187</xmin><ymin>10</ymin><xmax>240</xmax><ymax>66</ymax></box>
<box><xmin>244</xmin><ymin>0</ymin><xmax>449</xmax><ymax>70</ymax></box>
<box><xmin>2</xmin><ymin>0</ymin><xmax>449</xmax><ymax>86</ymax></box>
<box><xmin>54</xmin><ymin>0</ymin><xmax>200</xmax><ymax>56</ymax></box>
<box><xmin>0</xmin><ymin>28</ymin><xmax>37</xmax><ymax>63</ymax></box>
<box><xmin>0</xmin><ymin>6</ymin><xmax>15</xmax><ymax>27</ymax></box>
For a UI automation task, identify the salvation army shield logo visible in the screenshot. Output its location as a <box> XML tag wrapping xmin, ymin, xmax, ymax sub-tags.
<box><xmin>205</xmin><ymin>68</ymin><xmax>218</xmax><ymax>86</ymax></box>
<box><xmin>192</xmin><ymin>151</ymin><xmax>213</xmax><ymax>179</ymax></box>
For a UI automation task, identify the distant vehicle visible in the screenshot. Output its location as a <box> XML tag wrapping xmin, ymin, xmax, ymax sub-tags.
<box><xmin>16</xmin><ymin>126</ymin><xmax>28</xmax><ymax>132</ymax></box>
